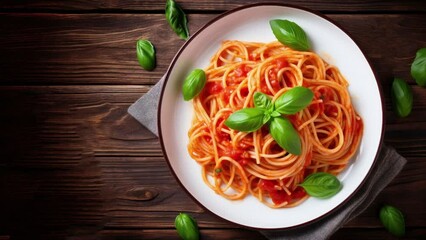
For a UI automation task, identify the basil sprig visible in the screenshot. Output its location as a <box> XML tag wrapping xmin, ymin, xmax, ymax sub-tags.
<box><xmin>175</xmin><ymin>213</ymin><xmax>199</xmax><ymax>240</ymax></box>
<box><xmin>380</xmin><ymin>205</ymin><xmax>405</xmax><ymax>237</ymax></box>
<box><xmin>270</xmin><ymin>19</ymin><xmax>310</xmax><ymax>51</ymax></box>
<box><xmin>165</xmin><ymin>0</ymin><xmax>189</xmax><ymax>40</ymax></box>
<box><xmin>299</xmin><ymin>172</ymin><xmax>342</xmax><ymax>198</ymax></box>
<box><xmin>182</xmin><ymin>69</ymin><xmax>206</xmax><ymax>101</ymax></box>
<box><xmin>391</xmin><ymin>78</ymin><xmax>413</xmax><ymax>117</ymax></box>
<box><xmin>136</xmin><ymin>39</ymin><xmax>156</xmax><ymax>71</ymax></box>
<box><xmin>411</xmin><ymin>48</ymin><xmax>426</xmax><ymax>87</ymax></box>
<box><xmin>224</xmin><ymin>87</ymin><xmax>313</xmax><ymax>155</ymax></box>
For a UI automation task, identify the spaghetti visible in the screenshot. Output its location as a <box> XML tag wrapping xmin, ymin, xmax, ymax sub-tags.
<box><xmin>187</xmin><ymin>40</ymin><xmax>363</xmax><ymax>208</ymax></box>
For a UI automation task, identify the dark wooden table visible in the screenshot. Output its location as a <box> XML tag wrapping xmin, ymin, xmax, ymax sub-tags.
<box><xmin>0</xmin><ymin>1</ymin><xmax>425</xmax><ymax>239</ymax></box>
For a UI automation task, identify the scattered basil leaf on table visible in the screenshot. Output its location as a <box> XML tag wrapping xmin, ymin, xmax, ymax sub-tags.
<box><xmin>270</xmin><ymin>19</ymin><xmax>310</xmax><ymax>51</ymax></box>
<box><xmin>182</xmin><ymin>69</ymin><xmax>206</xmax><ymax>101</ymax></box>
<box><xmin>299</xmin><ymin>172</ymin><xmax>342</xmax><ymax>198</ymax></box>
<box><xmin>224</xmin><ymin>108</ymin><xmax>265</xmax><ymax>132</ymax></box>
<box><xmin>391</xmin><ymin>78</ymin><xmax>413</xmax><ymax>117</ymax></box>
<box><xmin>136</xmin><ymin>39</ymin><xmax>156</xmax><ymax>71</ymax></box>
<box><xmin>165</xmin><ymin>0</ymin><xmax>189</xmax><ymax>40</ymax></box>
<box><xmin>269</xmin><ymin>117</ymin><xmax>302</xmax><ymax>155</ymax></box>
<box><xmin>380</xmin><ymin>205</ymin><xmax>405</xmax><ymax>237</ymax></box>
<box><xmin>411</xmin><ymin>47</ymin><xmax>426</xmax><ymax>87</ymax></box>
<box><xmin>175</xmin><ymin>213</ymin><xmax>199</xmax><ymax>240</ymax></box>
<box><xmin>274</xmin><ymin>86</ymin><xmax>314</xmax><ymax>115</ymax></box>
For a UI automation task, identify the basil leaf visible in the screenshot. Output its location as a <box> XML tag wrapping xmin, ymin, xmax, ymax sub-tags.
<box><xmin>182</xmin><ymin>69</ymin><xmax>206</xmax><ymax>101</ymax></box>
<box><xmin>165</xmin><ymin>0</ymin><xmax>189</xmax><ymax>40</ymax></box>
<box><xmin>299</xmin><ymin>172</ymin><xmax>342</xmax><ymax>198</ymax></box>
<box><xmin>391</xmin><ymin>78</ymin><xmax>413</xmax><ymax>117</ymax></box>
<box><xmin>263</xmin><ymin>113</ymin><xmax>272</xmax><ymax>125</ymax></box>
<box><xmin>380</xmin><ymin>205</ymin><xmax>405</xmax><ymax>237</ymax></box>
<box><xmin>270</xmin><ymin>19</ymin><xmax>310</xmax><ymax>51</ymax></box>
<box><xmin>269</xmin><ymin>117</ymin><xmax>301</xmax><ymax>155</ymax></box>
<box><xmin>411</xmin><ymin>48</ymin><xmax>426</xmax><ymax>87</ymax></box>
<box><xmin>270</xmin><ymin>111</ymin><xmax>281</xmax><ymax>117</ymax></box>
<box><xmin>254</xmin><ymin>92</ymin><xmax>273</xmax><ymax>110</ymax></box>
<box><xmin>175</xmin><ymin>213</ymin><xmax>200</xmax><ymax>240</ymax></box>
<box><xmin>274</xmin><ymin>87</ymin><xmax>314</xmax><ymax>115</ymax></box>
<box><xmin>225</xmin><ymin>108</ymin><xmax>265</xmax><ymax>132</ymax></box>
<box><xmin>136</xmin><ymin>39</ymin><xmax>156</xmax><ymax>71</ymax></box>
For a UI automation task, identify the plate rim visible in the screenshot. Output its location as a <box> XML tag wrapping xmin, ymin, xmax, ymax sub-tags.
<box><xmin>157</xmin><ymin>2</ymin><xmax>385</xmax><ymax>230</ymax></box>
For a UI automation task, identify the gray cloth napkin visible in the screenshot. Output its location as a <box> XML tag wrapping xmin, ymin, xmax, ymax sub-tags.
<box><xmin>128</xmin><ymin>76</ymin><xmax>165</xmax><ymax>136</ymax></box>
<box><xmin>128</xmin><ymin>78</ymin><xmax>407</xmax><ymax>240</ymax></box>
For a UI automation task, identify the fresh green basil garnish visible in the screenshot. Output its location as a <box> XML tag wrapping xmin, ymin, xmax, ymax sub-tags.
<box><xmin>254</xmin><ymin>92</ymin><xmax>275</xmax><ymax>124</ymax></box>
<box><xmin>165</xmin><ymin>0</ymin><xmax>189</xmax><ymax>40</ymax></box>
<box><xmin>224</xmin><ymin>108</ymin><xmax>265</xmax><ymax>132</ymax></box>
<box><xmin>270</xmin><ymin>19</ymin><xmax>310</xmax><ymax>51</ymax></box>
<box><xmin>182</xmin><ymin>69</ymin><xmax>206</xmax><ymax>101</ymax></box>
<box><xmin>411</xmin><ymin>48</ymin><xmax>426</xmax><ymax>87</ymax></box>
<box><xmin>136</xmin><ymin>39</ymin><xmax>156</xmax><ymax>71</ymax></box>
<box><xmin>274</xmin><ymin>87</ymin><xmax>314</xmax><ymax>115</ymax></box>
<box><xmin>175</xmin><ymin>213</ymin><xmax>199</xmax><ymax>240</ymax></box>
<box><xmin>391</xmin><ymin>78</ymin><xmax>413</xmax><ymax>117</ymax></box>
<box><xmin>269</xmin><ymin>117</ymin><xmax>301</xmax><ymax>155</ymax></box>
<box><xmin>254</xmin><ymin>92</ymin><xmax>273</xmax><ymax>109</ymax></box>
<box><xmin>270</xmin><ymin>111</ymin><xmax>281</xmax><ymax>117</ymax></box>
<box><xmin>299</xmin><ymin>172</ymin><xmax>342</xmax><ymax>198</ymax></box>
<box><xmin>225</xmin><ymin>87</ymin><xmax>312</xmax><ymax>155</ymax></box>
<box><xmin>380</xmin><ymin>205</ymin><xmax>405</xmax><ymax>237</ymax></box>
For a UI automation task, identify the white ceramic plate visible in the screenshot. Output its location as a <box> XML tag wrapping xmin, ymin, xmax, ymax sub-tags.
<box><xmin>158</xmin><ymin>3</ymin><xmax>384</xmax><ymax>229</ymax></box>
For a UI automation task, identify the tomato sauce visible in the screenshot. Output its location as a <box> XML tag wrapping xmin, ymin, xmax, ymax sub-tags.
<box><xmin>275</xmin><ymin>57</ymin><xmax>288</xmax><ymax>69</ymax></box>
<box><xmin>234</xmin><ymin>64</ymin><xmax>252</xmax><ymax>78</ymax></box>
<box><xmin>258</xmin><ymin>179</ymin><xmax>307</xmax><ymax>205</ymax></box>
<box><xmin>220</xmin><ymin>146</ymin><xmax>250</xmax><ymax>166</ymax></box>
<box><xmin>221</xmin><ymin>86</ymin><xmax>234</xmax><ymax>103</ymax></box>
<box><xmin>205</xmin><ymin>82</ymin><xmax>223</xmax><ymax>95</ymax></box>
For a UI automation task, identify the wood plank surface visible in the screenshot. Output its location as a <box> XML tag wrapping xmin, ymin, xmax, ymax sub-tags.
<box><xmin>0</xmin><ymin>0</ymin><xmax>425</xmax><ymax>239</ymax></box>
<box><xmin>0</xmin><ymin>13</ymin><xmax>425</xmax><ymax>85</ymax></box>
<box><xmin>0</xmin><ymin>0</ymin><xmax>425</xmax><ymax>12</ymax></box>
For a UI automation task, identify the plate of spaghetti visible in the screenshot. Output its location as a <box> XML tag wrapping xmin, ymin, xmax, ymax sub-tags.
<box><xmin>158</xmin><ymin>3</ymin><xmax>384</xmax><ymax>229</ymax></box>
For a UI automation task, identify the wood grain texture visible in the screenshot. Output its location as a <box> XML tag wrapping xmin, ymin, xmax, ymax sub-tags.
<box><xmin>0</xmin><ymin>1</ymin><xmax>425</xmax><ymax>239</ymax></box>
<box><xmin>0</xmin><ymin>14</ymin><xmax>425</xmax><ymax>85</ymax></box>
<box><xmin>61</xmin><ymin>228</ymin><xmax>426</xmax><ymax>240</ymax></box>
<box><xmin>0</xmin><ymin>0</ymin><xmax>425</xmax><ymax>12</ymax></box>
